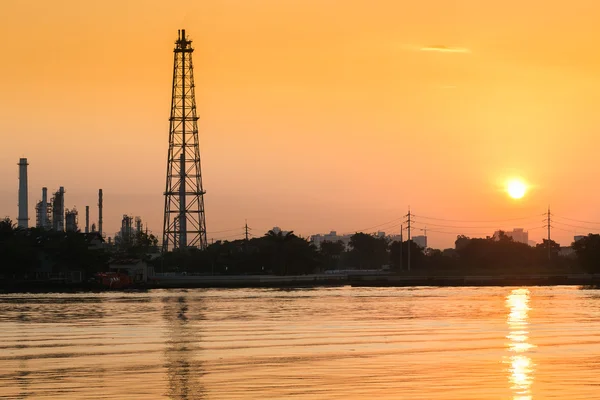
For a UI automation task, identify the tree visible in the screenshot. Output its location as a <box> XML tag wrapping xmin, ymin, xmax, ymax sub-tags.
<box><xmin>349</xmin><ymin>233</ymin><xmax>388</xmax><ymax>269</ymax></box>
<box><xmin>535</xmin><ymin>239</ymin><xmax>561</xmax><ymax>262</ymax></box>
<box><xmin>264</xmin><ymin>230</ymin><xmax>319</xmax><ymax>275</ymax></box>
<box><xmin>389</xmin><ymin>240</ymin><xmax>426</xmax><ymax>271</ymax></box>
<box><xmin>572</xmin><ymin>234</ymin><xmax>600</xmax><ymax>273</ymax></box>
<box><xmin>0</xmin><ymin>217</ymin><xmax>16</xmax><ymax>235</ymax></box>
<box><xmin>455</xmin><ymin>234</ymin><xmax>537</xmax><ymax>274</ymax></box>
<box><xmin>454</xmin><ymin>235</ymin><xmax>471</xmax><ymax>251</ymax></box>
<box><xmin>319</xmin><ymin>240</ymin><xmax>345</xmax><ymax>270</ymax></box>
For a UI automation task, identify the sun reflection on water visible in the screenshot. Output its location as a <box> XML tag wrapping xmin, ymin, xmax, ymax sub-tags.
<box><xmin>506</xmin><ymin>288</ymin><xmax>535</xmax><ymax>400</ymax></box>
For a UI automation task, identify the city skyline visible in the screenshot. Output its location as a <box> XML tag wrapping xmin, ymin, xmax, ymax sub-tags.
<box><xmin>3</xmin><ymin>1</ymin><xmax>600</xmax><ymax>248</ymax></box>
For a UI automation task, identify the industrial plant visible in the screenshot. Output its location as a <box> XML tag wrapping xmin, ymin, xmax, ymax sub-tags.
<box><xmin>31</xmin><ymin>183</ymin><xmax>105</xmax><ymax>236</ymax></box>
<box><xmin>15</xmin><ymin>157</ymin><xmax>154</xmax><ymax>248</ymax></box>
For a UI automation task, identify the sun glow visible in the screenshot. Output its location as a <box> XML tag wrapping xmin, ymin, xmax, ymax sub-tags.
<box><xmin>507</xmin><ymin>179</ymin><xmax>528</xmax><ymax>199</ymax></box>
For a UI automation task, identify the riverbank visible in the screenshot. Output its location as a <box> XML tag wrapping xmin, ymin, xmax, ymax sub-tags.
<box><xmin>2</xmin><ymin>273</ymin><xmax>600</xmax><ymax>293</ymax></box>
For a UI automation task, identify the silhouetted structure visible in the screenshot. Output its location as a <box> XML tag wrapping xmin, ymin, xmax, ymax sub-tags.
<box><xmin>65</xmin><ymin>208</ymin><xmax>78</xmax><ymax>232</ymax></box>
<box><xmin>35</xmin><ymin>187</ymin><xmax>51</xmax><ymax>230</ymax></box>
<box><xmin>162</xmin><ymin>29</ymin><xmax>208</xmax><ymax>251</ymax></box>
<box><xmin>413</xmin><ymin>235</ymin><xmax>427</xmax><ymax>249</ymax></box>
<box><xmin>494</xmin><ymin>228</ymin><xmax>529</xmax><ymax>245</ymax></box>
<box><xmin>17</xmin><ymin>158</ymin><xmax>29</xmax><ymax>229</ymax></box>
<box><xmin>98</xmin><ymin>189</ymin><xmax>103</xmax><ymax>238</ymax></box>
<box><xmin>85</xmin><ymin>206</ymin><xmax>89</xmax><ymax>233</ymax></box>
<box><xmin>119</xmin><ymin>214</ymin><xmax>134</xmax><ymax>248</ymax></box>
<box><xmin>51</xmin><ymin>187</ymin><xmax>65</xmax><ymax>232</ymax></box>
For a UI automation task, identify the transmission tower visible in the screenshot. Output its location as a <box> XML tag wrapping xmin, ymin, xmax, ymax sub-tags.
<box><xmin>405</xmin><ymin>207</ymin><xmax>412</xmax><ymax>272</ymax></box>
<box><xmin>162</xmin><ymin>29</ymin><xmax>208</xmax><ymax>252</ymax></box>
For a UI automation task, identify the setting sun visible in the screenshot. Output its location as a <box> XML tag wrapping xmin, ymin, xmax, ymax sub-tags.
<box><xmin>507</xmin><ymin>179</ymin><xmax>528</xmax><ymax>199</ymax></box>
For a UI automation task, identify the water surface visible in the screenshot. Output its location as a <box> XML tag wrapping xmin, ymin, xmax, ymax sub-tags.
<box><xmin>1</xmin><ymin>286</ymin><xmax>600</xmax><ymax>399</ymax></box>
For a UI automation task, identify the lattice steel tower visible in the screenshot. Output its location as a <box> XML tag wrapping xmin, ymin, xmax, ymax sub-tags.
<box><xmin>162</xmin><ymin>29</ymin><xmax>207</xmax><ymax>251</ymax></box>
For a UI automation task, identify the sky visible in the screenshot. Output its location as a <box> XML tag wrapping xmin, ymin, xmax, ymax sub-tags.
<box><xmin>2</xmin><ymin>0</ymin><xmax>600</xmax><ymax>248</ymax></box>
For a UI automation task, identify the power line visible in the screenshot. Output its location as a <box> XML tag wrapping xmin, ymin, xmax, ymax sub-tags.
<box><xmin>553</xmin><ymin>220</ymin><xmax>600</xmax><ymax>231</ymax></box>
<box><xmin>207</xmin><ymin>227</ymin><xmax>244</xmax><ymax>234</ymax></box>
<box><xmin>417</xmin><ymin>225</ymin><xmax>545</xmax><ymax>237</ymax></box>
<box><xmin>412</xmin><ymin>213</ymin><xmax>544</xmax><ymax>223</ymax></box>
<box><xmin>553</xmin><ymin>214</ymin><xmax>600</xmax><ymax>225</ymax></box>
<box><xmin>555</xmin><ymin>215</ymin><xmax>600</xmax><ymax>226</ymax></box>
<box><xmin>341</xmin><ymin>216</ymin><xmax>404</xmax><ymax>235</ymax></box>
<box><xmin>210</xmin><ymin>234</ymin><xmax>243</xmax><ymax>240</ymax></box>
<box><xmin>408</xmin><ymin>220</ymin><xmax>538</xmax><ymax>230</ymax></box>
<box><xmin>552</xmin><ymin>226</ymin><xmax>577</xmax><ymax>234</ymax></box>
<box><xmin>424</xmin><ymin>228</ymin><xmax>492</xmax><ymax>236</ymax></box>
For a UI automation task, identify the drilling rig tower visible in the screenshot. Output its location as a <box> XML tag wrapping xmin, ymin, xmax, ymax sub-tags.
<box><xmin>162</xmin><ymin>29</ymin><xmax>208</xmax><ymax>252</ymax></box>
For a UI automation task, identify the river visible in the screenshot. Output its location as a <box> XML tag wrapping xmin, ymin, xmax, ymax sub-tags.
<box><xmin>1</xmin><ymin>286</ymin><xmax>600</xmax><ymax>399</ymax></box>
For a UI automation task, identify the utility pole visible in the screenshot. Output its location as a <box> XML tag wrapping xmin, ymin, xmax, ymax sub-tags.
<box><xmin>245</xmin><ymin>220</ymin><xmax>249</xmax><ymax>241</ymax></box>
<box><xmin>399</xmin><ymin>224</ymin><xmax>403</xmax><ymax>271</ymax></box>
<box><xmin>547</xmin><ymin>206</ymin><xmax>551</xmax><ymax>243</ymax></box>
<box><xmin>546</xmin><ymin>206</ymin><xmax>552</xmax><ymax>260</ymax></box>
<box><xmin>406</xmin><ymin>207</ymin><xmax>412</xmax><ymax>272</ymax></box>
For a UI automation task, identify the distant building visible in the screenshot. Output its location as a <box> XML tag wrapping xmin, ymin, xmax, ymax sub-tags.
<box><xmin>387</xmin><ymin>234</ymin><xmax>402</xmax><ymax>243</ymax></box>
<box><xmin>559</xmin><ymin>247</ymin><xmax>575</xmax><ymax>258</ymax></box>
<box><xmin>412</xmin><ymin>235</ymin><xmax>427</xmax><ymax>249</ymax></box>
<box><xmin>494</xmin><ymin>228</ymin><xmax>529</xmax><ymax>245</ymax></box>
<box><xmin>311</xmin><ymin>231</ymin><xmax>353</xmax><ymax>250</ymax></box>
<box><xmin>108</xmin><ymin>259</ymin><xmax>153</xmax><ymax>283</ymax></box>
<box><xmin>310</xmin><ymin>230</ymin><xmax>406</xmax><ymax>250</ymax></box>
<box><xmin>574</xmin><ymin>235</ymin><xmax>586</xmax><ymax>243</ymax></box>
<box><xmin>271</xmin><ymin>226</ymin><xmax>291</xmax><ymax>236</ymax></box>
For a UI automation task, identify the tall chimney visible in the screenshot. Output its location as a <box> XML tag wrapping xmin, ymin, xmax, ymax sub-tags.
<box><xmin>17</xmin><ymin>158</ymin><xmax>29</xmax><ymax>229</ymax></box>
<box><xmin>85</xmin><ymin>206</ymin><xmax>90</xmax><ymax>233</ymax></box>
<box><xmin>58</xmin><ymin>187</ymin><xmax>65</xmax><ymax>231</ymax></box>
<box><xmin>98</xmin><ymin>189</ymin><xmax>103</xmax><ymax>237</ymax></box>
<box><xmin>41</xmin><ymin>187</ymin><xmax>48</xmax><ymax>228</ymax></box>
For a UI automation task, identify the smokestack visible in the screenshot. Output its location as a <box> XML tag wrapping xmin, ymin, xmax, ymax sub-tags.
<box><xmin>41</xmin><ymin>187</ymin><xmax>48</xmax><ymax>228</ymax></box>
<box><xmin>85</xmin><ymin>206</ymin><xmax>90</xmax><ymax>233</ymax></box>
<box><xmin>98</xmin><ymin>189</ymin><xmax>103</xmax><ymax>237</ymax></box>
<box><xmin>58</xmin><ymin>187</ymin><xmax>65</xmax><ymax>231</ymax></box>
<box><xmin>17</xmin><ymin>158</ymin><xmax>29</xmax><ymax>229</ymax></box>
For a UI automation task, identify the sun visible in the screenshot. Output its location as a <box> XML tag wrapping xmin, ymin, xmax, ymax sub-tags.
<box><xmin>506</xmin><ymin>179</ymin><xmax>527</xmax><ymax>199</ymax></box>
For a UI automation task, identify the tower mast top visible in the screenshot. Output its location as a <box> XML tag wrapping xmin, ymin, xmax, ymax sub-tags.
<box><xmin>175</xmin><ymin>29</ymin><xmax>193</xmax><ymax>52</ymax></box>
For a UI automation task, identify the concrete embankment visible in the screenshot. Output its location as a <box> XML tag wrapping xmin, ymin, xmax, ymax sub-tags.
<box><xmin>2</xmin><ymin>273</ymin><xmax>600</xmax><ymax>293</ymax></box>
<box><xmin>152</xmin><ymin>274</ymin><xmax>348</xmax><ymax>288</ymax></box>
<box><xmin>348</xmin><ymin>274</ymin><xmax>600</xmax><ymax>287</ymax></box>
<box><xmin>152</xmin><ymin>273</ymin><xmax>600</xmax><ymax>288</ymax></box>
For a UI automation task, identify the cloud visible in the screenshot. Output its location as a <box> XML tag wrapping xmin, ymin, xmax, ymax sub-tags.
<box><xmin>420</xmin><ymin>45</ymin><xmax>471</xmax><ymax>54</ymax></box>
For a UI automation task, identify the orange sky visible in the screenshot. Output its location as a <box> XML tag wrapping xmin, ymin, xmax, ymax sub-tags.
<box><xmin>2</xmin><ymin>0</ymin><xmax>600</xmax><ymax>248</ymax></box>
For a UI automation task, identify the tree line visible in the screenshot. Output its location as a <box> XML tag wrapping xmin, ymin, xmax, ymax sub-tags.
<box><xmin>3</xmin><ymin>216</ymin><xmax>600</xmax><ymax>277</ymax></box>
<box><xmin>0</xmin><ymin>217</ymin><xmax>157</xmax><ymax>278</ymax></box>
<box><xmin>157</xmin><ymin>230</ymin><xmax>592</xmax><ymax>276</ymax></box>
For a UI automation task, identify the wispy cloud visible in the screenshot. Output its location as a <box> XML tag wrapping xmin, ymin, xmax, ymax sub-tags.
<box><xmin>420</xmin><ymin>45</ymin><xmax>471</xmax><ymax>54</ymax></box>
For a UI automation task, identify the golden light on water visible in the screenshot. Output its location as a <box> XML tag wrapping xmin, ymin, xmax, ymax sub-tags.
<box><xmin>505</xmin><ymin>288</ymin><xmax>535</xmax><ymax>400</ymax></box>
